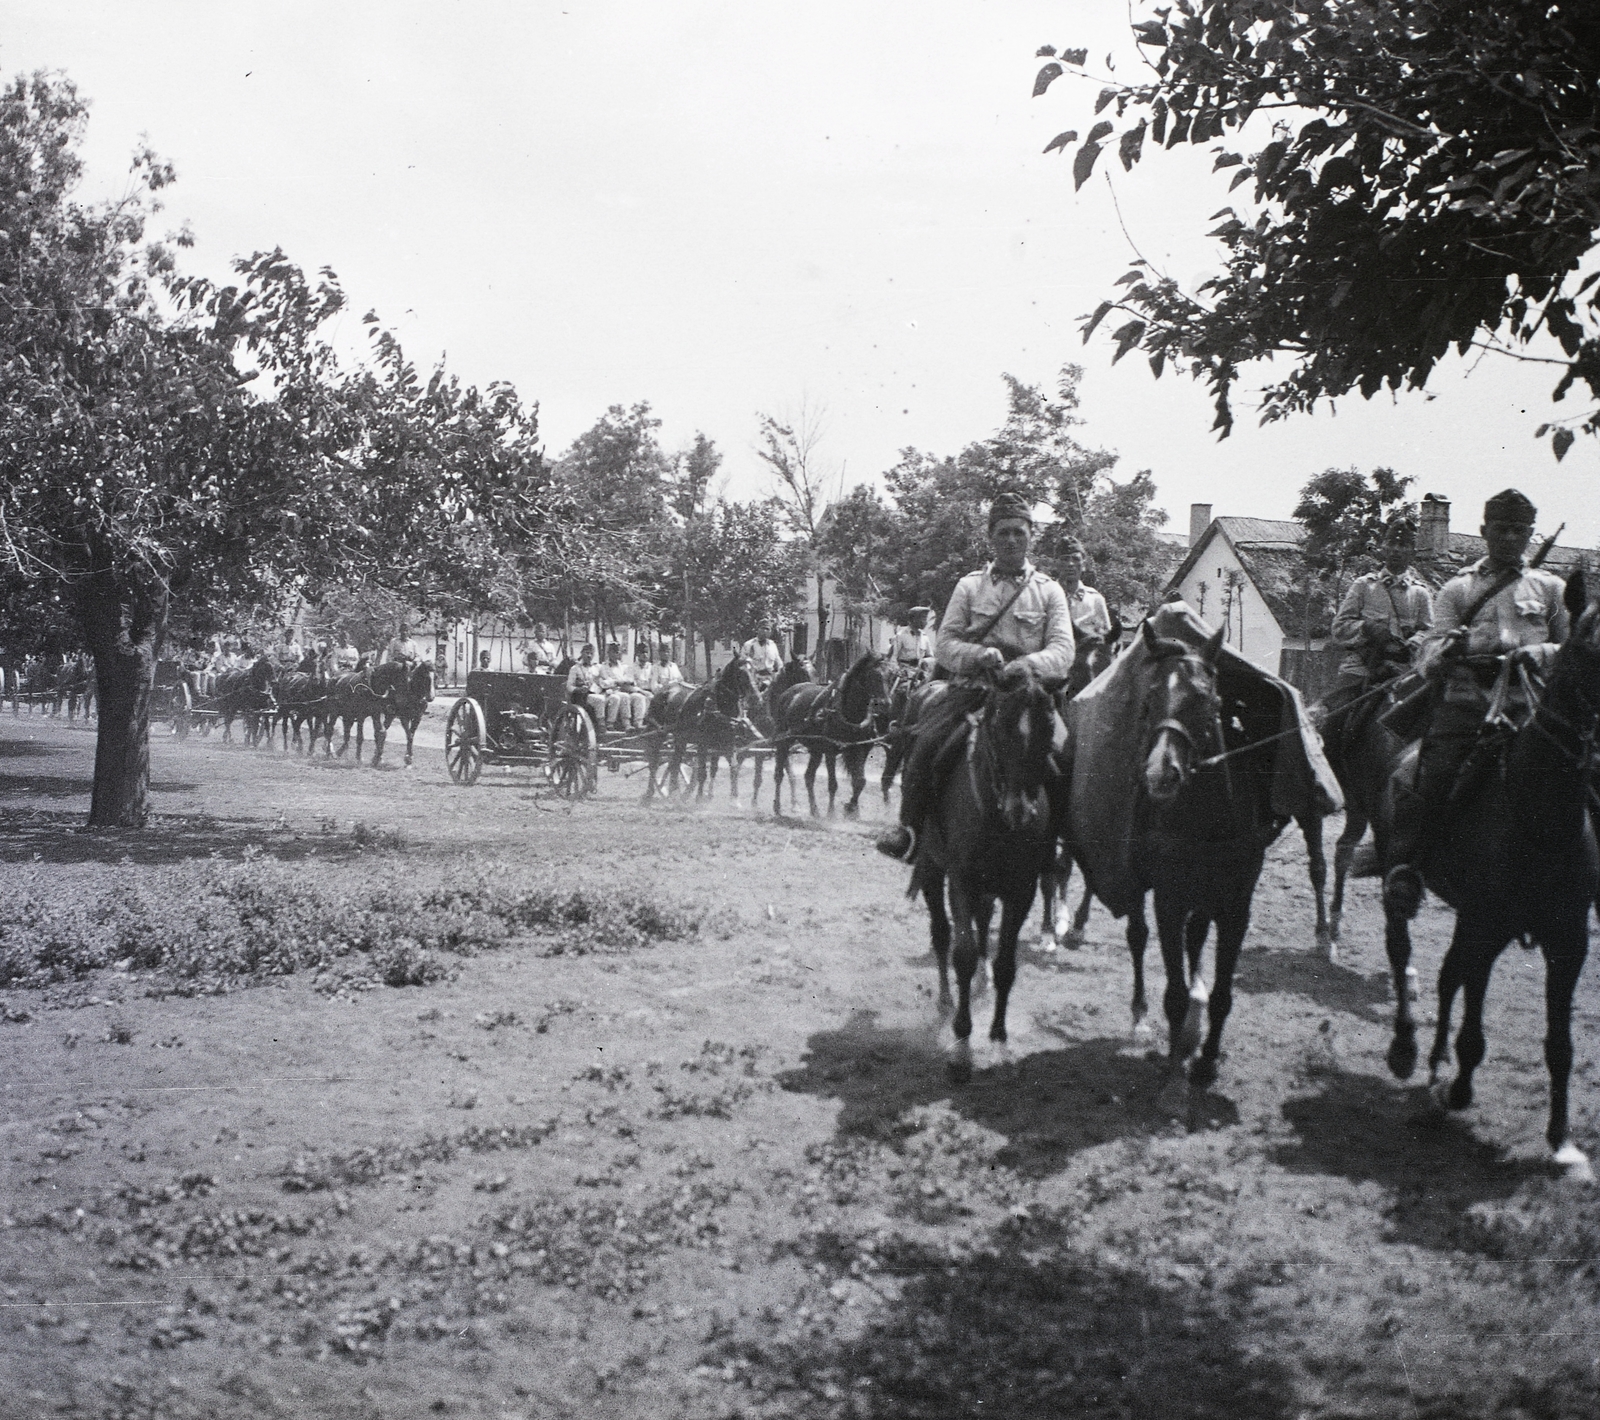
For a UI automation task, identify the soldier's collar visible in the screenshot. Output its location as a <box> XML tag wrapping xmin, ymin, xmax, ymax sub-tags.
<box><xmin>987</xmin><ymin>559</ymin><xmax>1035</xmax><ymax>582</ymax></box>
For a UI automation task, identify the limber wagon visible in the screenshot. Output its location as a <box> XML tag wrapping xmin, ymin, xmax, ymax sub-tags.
<box><xmin>444</xmin><ymin>670</ymin><xmax>604</xmax><ymax>798</ymax></box>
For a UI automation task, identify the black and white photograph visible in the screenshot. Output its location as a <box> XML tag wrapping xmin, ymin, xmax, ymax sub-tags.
<box><xmin>3</xmin><ymin>3</ymin><xmax>1599</xmax><ymax>1417</ymax></box>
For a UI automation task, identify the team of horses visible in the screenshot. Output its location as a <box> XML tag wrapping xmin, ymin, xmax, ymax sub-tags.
<box><xmin>174</xmin><ymin>653</ymin><xmax>436</xmax><ymax>769</ymax></box>
<box><xmin>905</xmin><ymin>575</ymin><xmax>1600</xmax><ymax>1180</ymax></box>
<box><xmin>3</xmin><ymin>652</ymin><xmax>96</xmax><ymax>720</ymax></box>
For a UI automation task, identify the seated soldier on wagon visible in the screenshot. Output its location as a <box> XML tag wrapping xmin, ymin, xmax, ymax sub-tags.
<box><xmin>565</xmin><ymin>643</ymin><xmax>603</xmax><ymax>719</ymax></box>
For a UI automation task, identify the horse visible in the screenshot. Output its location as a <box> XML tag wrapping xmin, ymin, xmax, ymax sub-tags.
<box><xmin>1035</xmin><ymin>626</ymin><xmax>1122</xmax><ymax>947</ymax></box>
<box><xmin>377</xmin><ymin>661</ymin><xmax>435</xmax><ymax>766</ymax></box>
<box><xmin>213</xmin><ymin>659</ymin><xmax>278</xmax><ymax>745</ymax></box>
<box><xmin>742</xmin><ymin>656</ymin><xmax>816</xmax><ymax>808</ymax></box>
<box><xmin>770</xmin><ymin>652</ymin><xmax>894</xmax><ymax>817</ymax></box>
<box><xmin>642</xmin><ymin>682</ymin><xmax>699</xmax><ymax>800</ymax></box>
<box><xmin>323</xmin><ymin>668</ymin><xmax>392</xmax><ymax>763</ymax></box>
<box><xmin>908</xmin><ymin>666</ymin><xmax>1060</xmax><ymax>1083</ymax></box>
<box><xmin>1373</xmin><ymin>573</ymin><xmax>1598</xmax><ymax>1176</ymax></box>
<box><xmin>54</xmin><ymin>653</ymin><xmax>95</xmax><ymax>721</ymax></box>
<box><xmin>668</xmin><ymin>657</ymin><xmax>763</xmax><ymax>802</ymax></box>
<box><xmin>1126</xmin><ymin>621</ymin><xmax>1283</xmax><ymax>1086</ymax></box>
<box><xmin>271</xmin><ymin>660</ymin><xmax>334</xmax><ymax>754</ymax></box>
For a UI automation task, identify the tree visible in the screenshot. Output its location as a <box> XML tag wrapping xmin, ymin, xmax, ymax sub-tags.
<box><xmin>1293</xmin><ymin>465</ymin><xmax>1414</xmax><ymax>599</ymax></box>
<box><xmin>756</xmin><ymin>399</ymin><xmax>834</xmax><ymax>645</ymax></box>
<box><xmin>0</xmin><ymin>71</ymin><xmax>554</xmax><ymax>825</ymax></box>
<box><xmin>875</xmin><ymin>367</ymin><xmax>1177</xmax><ymax>616</ymax></box>
<box><xmin>679</xmin><ymin>499</ymin><xmax>809</xmax><ymax>677</ymax></box>
<box><xmin>1036</xmin><ymin>2</ymin><xmax>1600</xmax><ymax>459</ymax></box>
<box><xmin>815</xmin><ymin>484</ymin><xmax>896</xmax><ymax>633</ymax></box>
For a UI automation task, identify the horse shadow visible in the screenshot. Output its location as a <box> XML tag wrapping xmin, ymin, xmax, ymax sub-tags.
<box><xmin>1273</xmin><ymin>1071</ymin><xmax>1550</xmax><ymax>1256</ymax></box>
<box><xmin>724</xmin><ymin>1214</ymin><xmax>1295</xmax><ymax>1419</ymax></box>
<box><xmin>1233</xmin><ymin>949</ymin><xmax>1393</xmax><ymax>1017</ymax></box>
<box><xmin>777</xmin><ymin>1010</ymin><xmax>1239</xmax><ymax>1179</ymax></box>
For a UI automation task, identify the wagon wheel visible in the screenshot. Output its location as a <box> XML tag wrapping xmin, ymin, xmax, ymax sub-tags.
<box><xmin>546</xmin><ymin>702</ymin><xmax>599</xmax><ymax>799</ymax></box>
<box><xmin>173</xmin><ymin>680</ymin><xmax>193</xmax><ymax>740</ymax></box>
<box><xmin>445</xmin><ymin>697</ymin><xmax>486</xmax><ymax>786</ymax></box>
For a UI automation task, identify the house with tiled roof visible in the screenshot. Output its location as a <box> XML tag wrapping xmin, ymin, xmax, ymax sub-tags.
<box><xmin>1164</xmin><ymin>496</ymin><xmax>1594</xmax><ymax>699</ymax></box>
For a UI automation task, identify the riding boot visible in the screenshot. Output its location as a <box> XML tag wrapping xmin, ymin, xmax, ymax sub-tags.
<box><xmin>1383</xmin><ymin>713</ymin><xmax>1478</xmax><ymax>919</ymax></box>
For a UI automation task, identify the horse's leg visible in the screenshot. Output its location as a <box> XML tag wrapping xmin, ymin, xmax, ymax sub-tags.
<box><xmin>1386</xmin><ymin>898</ymin><xmax>1420</xmax><ymax>1080</ymax></box>
<box><xmin>971</xmin><ymin>894</ymin><xmax>992</xmax><ymax>999</ymax></box>
<box><xmin>1329</xmin><ymin>811</ymin><xmax>1368</xmax><ymax>945</ymax></box>
<box><xmin>824</xmin><ymin>750</ymin><xmax>839</xmax><ymax>818</ymax></box>
<box><xmin>1192</xmin><ymin>888</ymin><xmax>1253</xmax><ymax>1088</ymax></box>
<box><xmin>1543</xmin><ymin>926</ymin><xmax>1592</xmax><ymax>1172</ymax></box>
<box><xmin>1301</xmin><ymin>812</ymin><xmax>1331</xmax><ymax>958</ymax></box>
<box><xmin>771</xmin><ymin>739</ymin><xmax>788</xmax><ymax>817</ymax></box>
<box><xmin>947</xmin><ymin>876</ymin><xmax>980</xmax><ymax>1083</ymax></box>
<box><xmin>1427</xmin><ymin>929</ymin><xmax>1467</xmax><ymax>1088</ymax></box>
<box><xmin>1153</xmin><ymin>892</ymin><xmax>1197</xmax><ymax>1067</ymax></box>
<box><xmin>404</xmin><ymin>716</ymin><xmax>417</xmax><ymax>766</ymax></box>
<box><xmin>923</xmin><ymin>868</ymin><xmax>952</xmax><ymax>1015</ymax></box>
<box><xmin>803</xmin><ymin>747</ymin><xmax>822</xmax><ymax>817</ymax></box>
<box><xmin>1068</xmin><ymin>876</ymin><xmax>1093</xmax><ymax>947</ymax></box>
<box><xmin>989</xmin><ymin>882</ymin><xmax>1036</xmax><ymax>1045</ymax></box>
<box><xmin>370</xmin><ymin>714</ymin><xmax>387</xmax><ymax>768</ymax></box>
<box><xmin>880</xmin><ymin>736</ymin><xmax>901</xmax><ymax>804</ymax></box>
<box><xmin>842</xmin><ymin>745</ymin><xmax>868</xmax><ymax>818</ymax></box>
<box><xmin>1444</xmin><ymin>929</ymin><xmax>1503</xmax><ymax>1112</ymax></box>
<box><xmin>1127</xmin><ymin>896</ymin><xmax>1150</xmax><ymax>1035</ymax></box>
<box><xmin>1183</xmin><ymin>910</ymin><xmax>1210</xmax><ymax>983</ymax></box>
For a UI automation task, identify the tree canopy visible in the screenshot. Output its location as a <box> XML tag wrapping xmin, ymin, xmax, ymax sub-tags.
<box><xmin>1037</xmin><ymin>1</ymin><xmax>1600</xmax><ymax>459</ymax></box>
<box><xmin>0</xmin><ymin>70</ymin><xmax>556</xmax><ymax>823</ymax></box>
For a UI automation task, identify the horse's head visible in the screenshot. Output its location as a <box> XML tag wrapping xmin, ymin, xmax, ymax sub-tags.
<box><xmin>411</xmin><ymin>661</ymin><xmax>435</xmax><ymax>705</ymax></box>
<box><xmin>1139</xmin><ymin>620</ymin><xmax>1224</xmax><ymax>805</ymax></box>
<box><xmin>839</xmin><ymin>652</ymin><xmax>894</xmax><ymax>728</ymax></box>
<box><xmin>715</xmin><ymin>655</ymin><xmax>761</xmax><ymax>720</ymax></box>
<box><xmin>982</xmin><ymin>665</ymin><xmax>1057</xmax><ymax>832</ymax></box>
<box><xmin>249</xmin><ymin>656</ymin><xmax>279</xmax><ymax>707</ymax></box>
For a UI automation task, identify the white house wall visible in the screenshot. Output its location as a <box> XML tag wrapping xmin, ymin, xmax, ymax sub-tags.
<box><xmin>1168</xmin><ymin>535</ymin><xmax>1285</xmax><ymax>673</ymax></box>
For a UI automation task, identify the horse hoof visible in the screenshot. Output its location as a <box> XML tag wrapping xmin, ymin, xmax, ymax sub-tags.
<box><xmin>1554</xmin><ymin>1143</ymin><xmax>1595</xmax><ymax>1183</ymax></box>
<box><xmin>1386</xmin><ymin>1032</ymin><xmax>1418</xmax><ymax>1080</ymax></box>
<box><xmin>1189</xmin><ymin>1055</ymin><xmax>1219</xmax><ymax>1089</ymax></box>
<box><xmin>1063</xmin><ymin>929</ymin><xmax>1087</xmax><ymax>951</ymax></box>
<box><xmin>946</xmin><ymin>1041</ymin><xmax>973</xmax><ymax>1085</ymax></box>
<box><xmin>1446</xmin><ymin>1078</ymin><xmax>1473</xmax><ymax>1112</ymax></box>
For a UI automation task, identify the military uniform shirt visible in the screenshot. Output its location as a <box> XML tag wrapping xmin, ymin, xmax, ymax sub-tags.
<box><xmin>936</xmin><ymin>561</ymin><xmax>1075</xmax><ymax>682</ymax></box>
<box><xmin>1421</xmin><ymin>557</ymin><xmax>1569</xmax><ymax>705</ymax></box>
<box><xmin>890</xmin><ymin>626</ymin><xmax>933</xmax><ymax>667</ymax></box>
<box><xmin>1331</xmin><ymin>570</ymin><xmax>1434</xmax><ymax>678</ymax></box>
<box><xmin>1064</xmin><ymin>584</ymin><xmax>1113</xmax><ymax>642</ymax></box>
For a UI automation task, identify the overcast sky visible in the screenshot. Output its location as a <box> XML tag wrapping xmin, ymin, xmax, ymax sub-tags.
<box><xmin>6</xmin><ymin>1</ymin><xmax>1593</xmax><ymax>546</ymax></box>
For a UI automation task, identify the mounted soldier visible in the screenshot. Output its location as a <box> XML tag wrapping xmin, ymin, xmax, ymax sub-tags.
<box><xmin>740</xmin><ymin>623</ymin><xmax>784</xmax><ymax>689</ymax></box>
<box><xmin>382</xmin><ymin>620</ymin><xmax>423</xmax><ymax>668</ymax></box>
<box><xmin>875</xmin><ymin>489</ymin><xmax>1074</xmax><ymax>861</ymax></box>
<box><xmin>889</xmin><ymin>607</ymin><xmax>935</xmax><ymax>682</ymax></box>
<box><xmin>1383</xmin><ymin>488</ymin><xmax>1570</xmax><ymax>917</ymax></box>
<box><xmin>1321</xmin><ymin>520</ymin><xmax>1434</xmax><ymax>752</ymax></box>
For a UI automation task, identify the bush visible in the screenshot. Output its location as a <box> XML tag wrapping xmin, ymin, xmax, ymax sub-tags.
<box><xmin>0</xmin><ymin>860</ymin><xmax>701</xmax><ymax>996</ymax></box>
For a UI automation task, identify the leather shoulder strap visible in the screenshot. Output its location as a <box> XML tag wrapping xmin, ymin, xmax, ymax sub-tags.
<box><xmin>966</xmin><ymin>572</ymin><xmax>1034</xmax><ymax>646</ymax></box>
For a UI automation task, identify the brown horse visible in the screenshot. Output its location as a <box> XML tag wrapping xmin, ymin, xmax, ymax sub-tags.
<box><xmin>214</xmin><ymin>659</ymin><xmax>278</xmax><ymax>746</ymax></box>
<box><xmin>377</xmin><ymin>661</ymin><xmax>435</xmax><ymax>766</ymax></box>
<box><xmin>771</xmin><ymin>652</ymin><xmax>893</xmax><ymax>817</ymax></box>
<box><xmin>669</xmin><ymin>657</ymin><xmax>763</xmax><ymax>802</ymax></box>
<box><xmin>1125</xmin><ymin>622</ymin><xmax>1282</xmax><ymax>1086</ymax></box>
<box><xmin>1375</xmin><ymin>573</ymin><xmax>1598</xmax><ymax>1175</ymax></box>
<box><xmin>642</xmin><ymin>681</ymin><xmax>698</xmax><ymax>800</ymax></box>
<box><xmin>909</xmin><ymin>666</ymin><xmax>1060</xmax><ymax>1083</ymax></box>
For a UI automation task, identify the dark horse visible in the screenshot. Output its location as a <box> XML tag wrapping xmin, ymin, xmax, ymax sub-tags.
<box><xmin>771</xmin><ymin>652</ymin><xmax>893</xmax><ymax>817</ymax></box>
<box><xmin>642</xmin><ymin>681</ymin><xmax>698</xmax><ymax>800</ymax></box>
<box><xmin>1376</xmin><ymin>573</ymin><xmax>1598</xmax><ymax>1176</ymax></box>
<box><xmin>668</xmin><ymin>657</ymin><xmax>763</xmax><ymax>802</ymax></box>
<box><xmin>908</xmin><ymin>666</ymin><xmax>1060</xmax><ymax>1083</ymax></box>
<box><xmin>214</xmin><ymin>659</ymin><xmax>278</xmax><ymax>745</ymax></box>
<box><xmin>1127</xmin><ymin>621</ymin><xmax>1283</xmax><ymax>1086</ymax></box>
<box><xmin>743</xmin><ymin>656</ymin><xmax>816</xmax><ymax>808</ymax></box>
<box><xmin>377</xmin><ymin>661</ymin><xmax>435</xmax><ymax>766</ymax></box>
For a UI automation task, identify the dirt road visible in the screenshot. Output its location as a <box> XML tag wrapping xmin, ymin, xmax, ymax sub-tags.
<box><xmin>2</xmin><ymin>706</ymin><xmax>1598</xmax><ymax>1419</ymax></box>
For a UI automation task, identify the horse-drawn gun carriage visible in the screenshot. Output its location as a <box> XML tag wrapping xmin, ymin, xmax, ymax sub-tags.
<box><xmin>152</xmin><ymin>658</ymin><xmax>197</xmax><ymax>737</ymax></box>
<box><xmin>444</xmin><ymin>670</ymin><xmax>602</xmax><ymax>797</ymax></box>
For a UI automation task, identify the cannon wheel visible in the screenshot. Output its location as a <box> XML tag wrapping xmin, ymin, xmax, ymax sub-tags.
<box><xmin>546</xmin><ymin>702</ymin><xmax>598</xmax><ymax>799</ymax></box>
<box><xmin>445</xmin><ymin>697</ymin><xmax>486</xmax><ymax>785</ymax></box>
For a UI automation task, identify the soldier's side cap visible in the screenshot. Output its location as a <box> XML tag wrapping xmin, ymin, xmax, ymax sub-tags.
<box><xmin>909</xmin><ymin>605</ymin><xmax>932</xmax><ymax>615</ymax></box>
<box><xmin>987</xmin><ymin>490</ymin><xmax>1035</xmax><ymax>528</ymax></box>
<box><xmin>1484</xmin><ymin>488</ymin><xmax>1536</xmax><ymax>524</ymax></box>
<box><xmin>1382</xmin><ymin>519</ymin><xmax>1416</xmax><ymax>547</ymax></box>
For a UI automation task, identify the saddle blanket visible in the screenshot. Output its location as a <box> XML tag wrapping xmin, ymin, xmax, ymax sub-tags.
<box><xmin>1065</xmin><ymin>602</ymin><xmax>1341</xmax><ymax>919</ymax></box>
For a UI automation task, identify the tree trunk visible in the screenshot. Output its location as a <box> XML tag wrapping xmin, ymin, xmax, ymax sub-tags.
<box><xmin>76</xmin><ymin>578</ymin><xmax>166</xmax><ymax>828</ymax></box>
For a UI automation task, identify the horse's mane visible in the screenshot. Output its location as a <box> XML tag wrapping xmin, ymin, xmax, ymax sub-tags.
<box><xmin>837</xmin><ymin>652</ymin><xmax>887</xmax><ymax>721</ymax></box>
<box><xmin>712</xmin><ymin>655</ymin><xmax>756</xmax><ymax>715</ymax></box>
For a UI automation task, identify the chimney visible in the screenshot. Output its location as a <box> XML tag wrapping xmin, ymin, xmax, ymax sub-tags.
<box><xmin>1188</xmin><ymin>503</ymin><xmax>1212</xmax><ymax>548</ymax></box>
<box><xmin>1418</xmin><ymin>494</ymin><xmax>1450</xmax><ymax>559</ymax></box>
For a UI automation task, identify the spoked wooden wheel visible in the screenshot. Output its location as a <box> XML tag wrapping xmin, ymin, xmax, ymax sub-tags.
<box><xmin>546</xmin><ymin>702</ymin><xmax>599</xmax><ymax>799</ymax></box>
<box><xmin>445</xmin><ymin>697</ymin><xmax>485</xmax><ymax>785</ymax></box>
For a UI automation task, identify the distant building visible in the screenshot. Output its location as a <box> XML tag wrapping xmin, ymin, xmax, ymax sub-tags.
<box><xmin>1164</xmin><ymin>497</ymin><xmax>1593</xmax><ymax>700</ymax></box>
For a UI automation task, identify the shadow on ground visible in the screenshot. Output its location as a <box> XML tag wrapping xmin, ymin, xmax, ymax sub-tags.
<box><xmin>779</xmin><ymin>1010</ymin><xmax>1238</xmax><ymax>1178</ymax></box>
<box><xmin>724</xmin><ymin>1220</ymin><xmax>1295</xmax><ymax>1419</ymax></box>
<box><xmin>0</xmin><ymin>807</ymin><xmax>371</xmax><ymax>865</ymax></box>
<box><xmin>1234</xmin><ymin>948</ymin><xmax>1394</xmax><ymax>1016</ymax></box>
<box><xmin>1275</xmin><ymin>1070</ymin><xmax>1549</xmax><ymax>1255</ymax></box>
